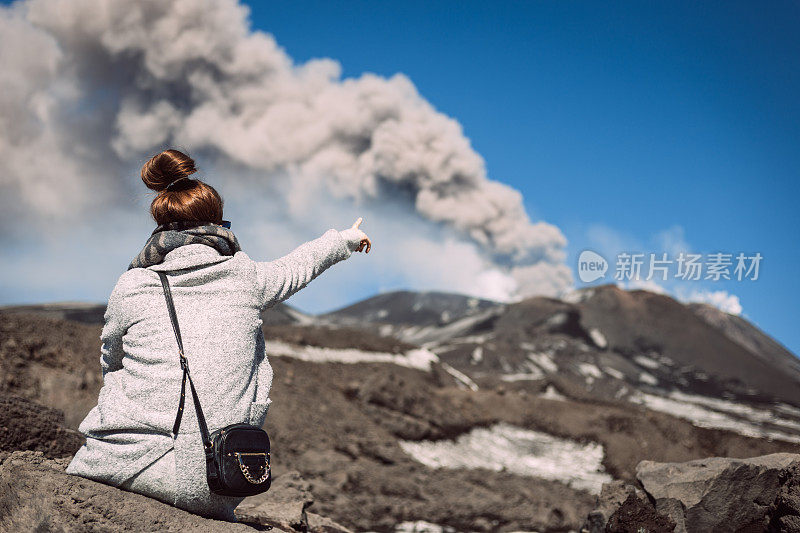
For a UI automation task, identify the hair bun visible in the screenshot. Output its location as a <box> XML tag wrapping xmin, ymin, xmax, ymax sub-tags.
<box><xmin>141</xmin><ymin>149</ymin><xmax>197</xmax><ymax>192</ymax></box>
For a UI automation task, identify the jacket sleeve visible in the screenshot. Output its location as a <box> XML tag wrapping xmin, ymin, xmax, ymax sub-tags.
<box><xmin>100</xmin><ymin>280</ymin><xmax>129</xmax><ymax>378</ymax></box>
<box><xmin>249</xmin><ymin>333</ymin><xmax>274</xmax><ymax>426</ymax></box>
<box><xmin>254</xmin><ymin>228</ymin><xmax>354</xmax><ymax>310</ymax></box>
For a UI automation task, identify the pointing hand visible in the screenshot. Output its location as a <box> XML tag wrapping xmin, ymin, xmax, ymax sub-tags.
<box><xmin>350</xmin><ymin>217</ymin><xmax>371</xmax><ymax>253</ymax></box>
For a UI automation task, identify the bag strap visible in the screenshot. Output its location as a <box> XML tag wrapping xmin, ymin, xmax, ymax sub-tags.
<box><xmin>157</xmin><ymin>271</ymin><xmax>215</xmax><ymax>459</ymax></box>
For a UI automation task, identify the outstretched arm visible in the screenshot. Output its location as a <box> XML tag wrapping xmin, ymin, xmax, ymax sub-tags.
<box><xmin>254</xmin><ymin>227</ymin><xmax>364</xmax><ymax>310</ymax></box>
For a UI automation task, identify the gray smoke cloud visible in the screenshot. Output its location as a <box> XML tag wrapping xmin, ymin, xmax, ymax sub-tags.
<box><xmin>0</xmin><ymin>0</ymin><xmax>572</xmax><ymax>304</ymax></box>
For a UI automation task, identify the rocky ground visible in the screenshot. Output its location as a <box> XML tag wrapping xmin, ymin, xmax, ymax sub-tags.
<box><xmin>4</xmin><ymin>307</ymin><xmax>800</xmax><ymax>532</ymax></box>
<box><xmin>1</xmin><ymin>450</ymin><xmax>270</xmax><ymax>532</ymax></box>
<box><xmin>0</xmin><ymin>448</ymin><xmax>353</xmax><ymax>533</ymax></box>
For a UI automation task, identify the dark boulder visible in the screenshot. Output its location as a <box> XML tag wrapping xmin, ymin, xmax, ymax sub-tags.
<box><xmin>636</xmin><ymin>453</ymin><xmax>800</xmax><ymax>533</ymax></box>
<box><xmin>581</xmin><ymin>479</ymin><xmax>674</xmax><ymax>533</ymax></box>
<box><xmin>605</xmin><ymin>493</ymin><xmax>676</xmax><ymax>533</ymax></box>
<box><xmin>768</xmin><ymin>462</ymin><xmax>800</xmax><ymax>531</ymax></box>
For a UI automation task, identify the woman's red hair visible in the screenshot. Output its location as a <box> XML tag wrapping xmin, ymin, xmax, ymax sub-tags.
<box><xmin>141</xmin><ymin>149</ymin><xmax>224</xmax><ymax>225</ymax></box>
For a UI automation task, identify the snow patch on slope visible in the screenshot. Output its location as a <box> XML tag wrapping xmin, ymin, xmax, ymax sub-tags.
<box><xmin>629</xmin><ymin>390</ymin><xmax>800</xmax><ymax>443</ymax></box>
<box><xmin>540</xmin><ymin>385</ymin><xmax>567</xmax><ymax>401</ymax></box>
<box><xmin>399</xmin><ymin>422</ymin><xmax>612</xmax><ymax>494</ymax></box>
<box><xmin>638</xmin><ymin>372</ymin><xmax>658</xmax><ymax>385</ymax></box>
<box><xmin>500</xmin><ymin>371</ymin><xmax>544</xmax><ymax>382</ymax></box>
<box><xmin>266</xmin><ymin>339</ymin><xmax>479</xmax><ymax>390</ymax></box>
<box><xmin>266</xmin><ymin>340</ymin><xmax>439</xmax><ymax>370</ymax></box>
<box><xmin>633</xmin><ymin>355</ymin><xmax>660</xmax><ymax>369</ymax></box>
<box><xmin>440</xmin><ymin>363</ymin><xmax>480</xmax><ymax>391</ymax></box>
<box><xmin>396</xmin><ymin>307</ymin><xmax>505</xmax><ymax>345</ymax></box>
<box><xmin>470</xmin><ymin>346</ymin><xmax>484</xmax><ymax>364</ymax></box>
<box><xmin>589</xmin><ymin>328</ymin><xmax>607</xmax><ymax>349</ymax></box>
<box><xmin>578</xmin><ymin>363</ymin><xmax>603</xmax><ymax>379</ymax></box>
<box><xmin>528</xmin><ymin>352</ymin><xmax>558</xmax><ymax>373</ymax></box>
<box><xmin>395</xmin><ymin>521</ymin><xmax>447</xmax><ymax>533</ymax></box>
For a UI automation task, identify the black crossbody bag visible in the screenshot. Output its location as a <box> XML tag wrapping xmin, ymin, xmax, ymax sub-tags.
<box><xmin>158</xmin><ymin>271</ymin><xmax>272</xmax><ymax>497</ymax></box>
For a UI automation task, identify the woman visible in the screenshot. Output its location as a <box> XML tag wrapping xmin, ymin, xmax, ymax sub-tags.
<box><xmin>65</xmin><ymin>149</ymin><xmax>371</xmax><ymax>520</ymax></box>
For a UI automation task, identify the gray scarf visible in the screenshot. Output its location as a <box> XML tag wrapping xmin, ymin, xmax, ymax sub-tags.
<box><xmin>128</xmin><ymin>220</ymin><xmax>242</xmax><ymax>270</ymax></box>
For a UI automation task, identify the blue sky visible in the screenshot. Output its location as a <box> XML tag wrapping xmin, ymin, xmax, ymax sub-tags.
<box><xmin>240</xmin><ymin>1</ymin><xmax>800</xmax><ymax>354</ymax></box>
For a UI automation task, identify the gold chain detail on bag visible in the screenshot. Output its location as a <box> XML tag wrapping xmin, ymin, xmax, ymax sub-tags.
<box><xmin>234</xmin><ymin>452</ymin><xmax>270</xmax><ymax>484</ymax></box>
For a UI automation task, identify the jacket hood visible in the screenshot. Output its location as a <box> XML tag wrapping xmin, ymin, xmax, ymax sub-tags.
<box><xmin>145</xmin><ymin>243</ymin><xmax>236</xmax><ymax>272</ymax></box>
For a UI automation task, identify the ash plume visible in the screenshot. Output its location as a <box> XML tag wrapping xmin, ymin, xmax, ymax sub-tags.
<box><xmin>0</xmin><ymin>0</ymin><xmax>572</xmax><ymax>302</ymax></box>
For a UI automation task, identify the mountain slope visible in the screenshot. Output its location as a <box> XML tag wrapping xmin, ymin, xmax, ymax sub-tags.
<box><xmin>689</xmin><ymin>302</ymin><xmax>800</xmax><ymax>381</ymax></box>
<box><xmin>5</xmin><ymin>293</ymin><xmax>800</xmax><ymax>531</ymax></box>
<box><xmin>311</xmin><ymin>284</ymin><xmax>800</xmax><ymax>444</ymax></box>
